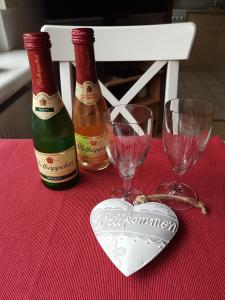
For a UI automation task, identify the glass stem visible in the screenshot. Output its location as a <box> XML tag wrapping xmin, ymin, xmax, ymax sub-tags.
<box><xmin>122</xmin><ymin>176</ymin><xmax>132</xmax><ymax>196</ymax></box>
<box><xmin>173</xmin><ymin>172</ymin><xmax>184</xmax><ymax>193</ymax></box>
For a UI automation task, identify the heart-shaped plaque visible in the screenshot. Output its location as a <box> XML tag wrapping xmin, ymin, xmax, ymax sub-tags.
<box><xmin>90</xmin><ymin>198</ymin><xmax>179</xmax><ymax>276</ymax></box>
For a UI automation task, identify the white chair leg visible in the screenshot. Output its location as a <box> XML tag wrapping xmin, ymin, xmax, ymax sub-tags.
<box><xmin>59</xmin><ymin>62</ymin><xmax>74</xmax><ymax>117</ymax></box>
<box><xmin>165</xmin><ymin>60</ymin><xmax>179</xmax><ymax>103</ymax></box>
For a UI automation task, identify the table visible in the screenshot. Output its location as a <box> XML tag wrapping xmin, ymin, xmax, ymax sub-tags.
<box><xmin>0</xmin><ymin>137</ymin><xmax>225</xmax><ymax>299</ymax></box>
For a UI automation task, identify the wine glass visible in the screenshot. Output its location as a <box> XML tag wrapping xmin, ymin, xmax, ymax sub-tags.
<box><xmin>156</xmin><ymin>98</ymin><xmax>214</xmax><ymax>210</ymax></box>
<box><xmin>105</xmin><ymin>104</ymin><xmax>153</xmax><ymax>203</ymax></box>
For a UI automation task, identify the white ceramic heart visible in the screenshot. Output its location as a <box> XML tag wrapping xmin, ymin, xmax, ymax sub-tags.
<box><xmin>90</xmin><ymin>198</ymin><xmax>179</xmax><ymax>277</ymax></box>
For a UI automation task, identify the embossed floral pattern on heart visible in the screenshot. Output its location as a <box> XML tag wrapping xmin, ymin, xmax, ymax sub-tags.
<box><xmin>105</xmin><ymin>238</ymin><xmax>126</xmax><ymax>268</ymax></box>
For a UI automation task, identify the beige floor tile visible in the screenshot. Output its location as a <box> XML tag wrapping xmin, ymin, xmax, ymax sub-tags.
<box><xmin>179</xmin><ymin>67</ymin><xmax>225</xmax><ymax>118</ymax></box>
<box><xmin>179</xmin><ymin>67</ymin><xmax>225</xmax><ymax>138</ymax></box>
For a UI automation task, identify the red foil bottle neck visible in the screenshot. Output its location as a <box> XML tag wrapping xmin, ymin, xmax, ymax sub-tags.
<box><xmin>23</xmin><ymin>32</ymin><xmax>58</xmax><ymax>95</ymax></box>
<box><xmin>72</xmin><ymin>28</ymin><xmax>98</xmax><ymax>84</ymax></box>
<box><xmin>72</xmin><ymin>28</ymin><xmax>95</xmax><ymax>44</ymax></box>
<box><xmin>23</xmin><ymin>32</ymin><xmax>51</xmax><ymax>49</ymax></box>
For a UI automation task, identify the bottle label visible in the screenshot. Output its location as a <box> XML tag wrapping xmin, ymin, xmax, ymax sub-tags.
<box><xmin>33</xmin><ymin>92</ymin><xmax>64</xmax><ymax>120</ymax></box>
<box><xmin>34</xmin><ymin>146</ymin><xmax>78</xmax><ymax>183</ymax></box>
<box><xmin>75</xmin><ymin>133</ymin><xmax>108</xmax><ymax>162</ymax></box>
<box><xmin>75</xmin><ymin>81</ymin><xmax>101</xmax><ymax>105</ymax></box>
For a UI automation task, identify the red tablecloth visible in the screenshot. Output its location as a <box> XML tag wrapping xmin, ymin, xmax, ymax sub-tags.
<box><xmin>0</xmin><ymin>137</ymin><xmax>225</xmax><ymax>299</ymax></box>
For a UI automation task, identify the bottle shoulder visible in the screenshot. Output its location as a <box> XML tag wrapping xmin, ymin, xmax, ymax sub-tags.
<box><xmin>32</xmin><ymin>107</ymin><xmax>76</xmax><ymax>152</ymax></box>
<box><xmin>73</xmin><ymin>96</ymin><xmax>107</xmax><ymax>113</ymax></box>
<box><xmin>33</xmin><ymin>106</ymin><xmax>73</xmax><ymax>128</ymax></box>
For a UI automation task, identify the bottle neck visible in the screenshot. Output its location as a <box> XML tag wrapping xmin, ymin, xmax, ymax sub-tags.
<box><xmin>74</xmin><ymin>43</ymin><xmax>98</xmax><ymax>84</ymax></box>
<box><xmin>27</xmin><ymin>48</ymin><xmax>58</xmax><ymax>95</ymax></box>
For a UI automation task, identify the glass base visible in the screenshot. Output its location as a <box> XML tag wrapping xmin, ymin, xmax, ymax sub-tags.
<box><xmin>110</xmin><ymin>188</ymin><xmax>142</xmax><ymax>205</ymax></box>
<box><xmin>155</xmin><ymin>181</ymin><xmax>198</xmax><ymax>211</ymax></box>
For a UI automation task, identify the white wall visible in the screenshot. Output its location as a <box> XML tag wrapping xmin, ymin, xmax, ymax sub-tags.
<box><xmin>0</xmin><ymin>0</ymin><xmax>45</xmax><ymax>51</ymax></box>
<box><xmin>15</xmin><ymin>0</ymin><xmax>45</xmax><ymax>48</ymax></box>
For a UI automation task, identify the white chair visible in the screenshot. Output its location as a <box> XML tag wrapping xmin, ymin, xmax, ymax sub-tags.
<box><xmin>41</xmin><ymin>23</ymin><xmax>196</xmax><ymax>131</ymax></box>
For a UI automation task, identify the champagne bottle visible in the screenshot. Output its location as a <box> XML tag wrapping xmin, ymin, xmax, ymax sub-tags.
<box><xmin>71</xmin><ymin>28</ymin><xmax>110</xmax><ymax>171</ymax></box>
<box><xmin>23</xmin><ymin>32</ymin><xmax>79</xmax><ymax>190</ymax></box>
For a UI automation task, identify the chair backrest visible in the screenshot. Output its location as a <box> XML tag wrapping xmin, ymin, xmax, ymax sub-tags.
<box><xmin>41</xmin><ymin>23</ymin><xmax>196</xmax><ymax>129</ymax></box>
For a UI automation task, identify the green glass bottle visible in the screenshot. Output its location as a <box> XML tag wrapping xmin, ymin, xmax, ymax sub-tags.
<box><xmin>23</xmin><ymin>32</ymin><xmax>79</xmax><ymax>190</ymax></box>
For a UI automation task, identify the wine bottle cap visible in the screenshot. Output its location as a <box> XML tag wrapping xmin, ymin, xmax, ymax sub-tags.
<box><xmin>72</xmin><ymin>28</ymin><xmax>95</xmax><ymax>44</ymax></box>
<box><xmin>23</xmin><ymin>32</ymin><xmax>51</xmax><ymax>49</ymax></box>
